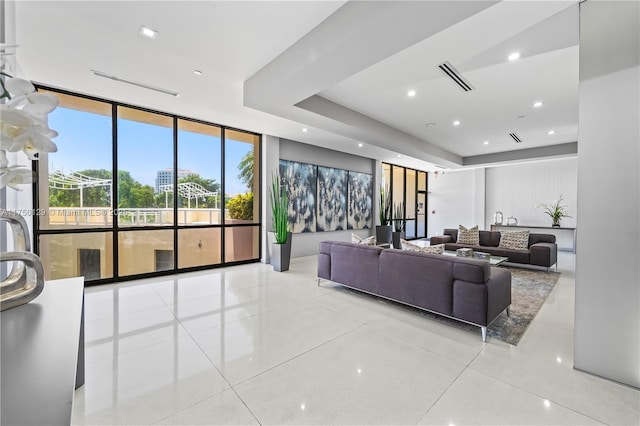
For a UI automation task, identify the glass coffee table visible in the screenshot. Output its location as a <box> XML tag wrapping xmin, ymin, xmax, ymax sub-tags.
<box><xmin>442</xmin><ymin>250</ymin><xmax>508</xmax><ymax>266</ymax></box>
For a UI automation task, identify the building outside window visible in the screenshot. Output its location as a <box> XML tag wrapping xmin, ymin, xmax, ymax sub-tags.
<box><xmin>35</xmin><ymin>88</ymin><xmax>261</xmax><ymax>284</ymax></box>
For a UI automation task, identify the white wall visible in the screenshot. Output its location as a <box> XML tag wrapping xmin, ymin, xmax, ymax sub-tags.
<box><xmin>574</xmin><ymin>1</ymin><xmax>639</xmax><ymax>389</ymax></box>
<box><xmin>261</xmin><ymin>134</ymin><xmax>280</xmax><ymax>263</ymax></box>
<box><xmin>485</xmin><ymin>158</ymin><xmax>578</xmax><ymax>230</ymax></box>
<box><xmin>263</xmin><ymin>137</ymin><xmax>375</xmax><ymax>259</ymax></box>
<box><xmin>427</xmin><ymin>169</ymin><xmax>485</xmax><ymax>236</ymax></box>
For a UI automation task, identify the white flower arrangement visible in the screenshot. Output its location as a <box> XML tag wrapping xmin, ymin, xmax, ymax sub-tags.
<box><xmin>1</xmin><ymin>74</ymin><xmax>59</xmax><ymax>190</ymax></box>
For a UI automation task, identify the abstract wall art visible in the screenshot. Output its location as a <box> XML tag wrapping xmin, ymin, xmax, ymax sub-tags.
<box><xmin>317</xmin><ymin>166</ymin><xmax>347</xmax><ymax>231</ymax></box>
<box><xmin>279</xmin><ymin>159</ymin><xmax>372</xmax><ymax>233</ymax></box>
<box><xmin>279</xmin><ymin>160</ymin><xmax>317</xmax><ymax>233</ymax></box>
<box><xmin>347</xmin><ymin>171</ymin><xmax>373</xmax><ymax>230</ymax></box>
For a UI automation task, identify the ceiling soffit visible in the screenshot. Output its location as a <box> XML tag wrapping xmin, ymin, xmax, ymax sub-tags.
<box><xmin>244</xmin><ymin>1</ymin><xmax>579</xmax><ymax>168</ymax></box>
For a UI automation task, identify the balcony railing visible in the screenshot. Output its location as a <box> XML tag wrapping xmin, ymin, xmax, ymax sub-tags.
<box><xmin>46</xmin><ymin>208</ymin><xmax>222</xmax><ymax>226</ymax></box>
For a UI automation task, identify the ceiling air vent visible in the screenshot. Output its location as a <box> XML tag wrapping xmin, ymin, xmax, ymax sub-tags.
<box><xmin>509</xmin><ymin>133</ymin><xmax>523</xmax><ymax>143</ymax></box>
<box><xmin>91</xmin><ymin>70</ymin><xmax>180</xmax><ymax>97</ymax></box>
<box><xmin>437</xmin><ymin>61</ymin><xmax>474</xmax><ymax>92</ymax></box>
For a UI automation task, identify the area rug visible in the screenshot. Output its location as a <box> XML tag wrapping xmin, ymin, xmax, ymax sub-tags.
<box><xmin>415</xmin><ymin>267</ymin><xmax>560</xmax><ymax>345</ymax></box>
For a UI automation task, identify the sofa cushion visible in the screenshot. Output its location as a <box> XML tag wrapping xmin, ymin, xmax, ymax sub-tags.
<box><xmin>351</xmin><ymin>233</ymin><xmax>376</xmax><ymax>246</ymax></box>
<box><xmin>496</xmin><ymin>248</ymin><xmax>530</xmax><ymax>264</ymax></box>
<box><xmin>379</xmin><ymin>250</ymin><xmax>454</xmax><ymax>316</ymax></box>
<box><xmin>452</xmin><ymin>258</ymin><xmax>491</xmax><ymax>284</ymax></box>
<box><xmin>479</xmin><ymin>231</ymin><xmax>501</xmax><ymax>247</ymax></box>
<box><xmin>499</xmin><ymin>230</ymin><xmax>530</xmax><ymax>250</ymax></box>
<box><xmin>400</xmin><ymin>239</ymin><xmax>444</xmax><ymax>254</ymax></box>
<box><xmin>443</xmin><ymin>229</ymin><xmax>458</xmax><ymax>240</ymax></box>
<box><xmin>529</xmin><ymin>233</ymin><xmax>556</xmax><ymax>245</ymax></box>
<box><xmin>457</xmin><ymin>225</ymin><xmax>480</xmax><ymax>245</ymax></box>
<box><xmin>330</xmin><ymin>242</ymin><xmax>383</xmax><ymax>293</ymax></box>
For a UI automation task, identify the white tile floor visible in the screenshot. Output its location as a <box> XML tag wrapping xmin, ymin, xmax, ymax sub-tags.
<box><xmin>72</xmin><ymin>252</ymin><xmax>640</xmax><ymax>425</ymax></box>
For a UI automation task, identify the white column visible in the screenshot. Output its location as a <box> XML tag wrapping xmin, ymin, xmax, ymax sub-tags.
<box><xmin>261</xmin><ymin>135</ymin><xmax>280</xmax><ymax>263</ymax></box>
<box><xmin>575</xmin><ymin>0</ymin><xmax>639</xmax><ymax>388</ymax></box>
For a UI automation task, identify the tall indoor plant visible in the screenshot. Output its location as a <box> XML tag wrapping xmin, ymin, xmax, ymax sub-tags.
<box><xmin>376</xmin><ymin>184</ymin><xmax>392</xmax><ymax>244</ymax></box>
<box><xmin>269</xmin><ymin>172</ymin><xmax>292</xmax><ymax>271</ymax></box>
<box><xmin>392</xmin><ymin>202</ymin><xmax>406</xmax><ymax>249</ymax></box>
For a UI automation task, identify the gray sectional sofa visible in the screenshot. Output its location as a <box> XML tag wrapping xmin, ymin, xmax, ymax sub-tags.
<box><xmin>430</xmin><ymin>229</ymin><xmax>558</xmax><ymax>271</ymax></box>
<box><xmin>318</xmin><ymin>241</ymin><xmax>512</xmax><ymax>341</ymax></box>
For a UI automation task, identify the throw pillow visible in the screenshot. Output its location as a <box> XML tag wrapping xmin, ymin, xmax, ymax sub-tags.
<box><xmin>499</xmin><ymin>230</ymin><xmax>530</xmax><ymax>250</ymax></box>
<box><xmin>351</xmin><ymin>233</ymin><xmax>376</xmax><ymax>246</ymax></box>
<box><xmin>400</xmin><ymin>239</ymin><xmax>445</xmax><ymax>254</ymax></box>
<box><xmin>457</xmin><ymin>225</ymin><xmax>480</xmax><ymax>245</ymax></box>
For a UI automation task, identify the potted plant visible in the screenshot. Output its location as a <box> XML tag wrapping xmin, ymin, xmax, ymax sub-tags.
<box><xmin>537</xmin><ymin>195</ymin><xmax>572</xmax><ymax>227</ymax></box>
<box><xmin>269</xmin><ymin>172</ymin><xmax>292</xmax><ymax>271</ymax></box>
<box><xmin>392</xmin><ymin>202</ymin><xmax>406</xmax><ymax>249</ymax></box>
<box><xmin>375</xmin><ymin>184</ymin><xmax>392</xmax><ymax>244</ymax></box>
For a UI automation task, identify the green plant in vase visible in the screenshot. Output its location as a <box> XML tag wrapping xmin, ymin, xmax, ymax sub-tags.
<box><xmin>270</xmin><ymin>173</ymin><xmax>289</xmax><ymax>243</ymax></box>
<box><xmin>393</xmin><ymin>202</ymin><xmax>406</xmax><ymax>233</ymax></box>
<box><xmin>269</xmin><ymin>172</ymin><xmax>292</xmax><ymax>271</ymax></box>
<box><xmin>379</xmin><ymin>184</ymin><xmax>392</xmax><ymax>226</ymax></box>
<box><xmin>537</xmin><ymin>195</ymin><xmax>571</xmax><ymax>227</ymax></box>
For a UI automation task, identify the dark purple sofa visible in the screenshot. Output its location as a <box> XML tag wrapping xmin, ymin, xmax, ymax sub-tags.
<box><xmin>430</xmin><ymin>229</ymin><xmax>557</xmax><ymax>271</ymax></box>
<box><xmin>318</xmin><ymin>241</ymin><xmax>512</xmax><ymax>341</ymax></box>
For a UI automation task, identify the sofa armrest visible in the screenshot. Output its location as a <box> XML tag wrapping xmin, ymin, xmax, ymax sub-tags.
<box><xmin>485</xmin><ymin>268</ymin><xmax>512</xmax><ymax>324</ymax></box>
<box><xmin>530</xmin><ymin>242</ymin><xmax>557</xmax><ymax>268</ymax></box>
<box><xmin>430</xmin><ymin>235</ymin><xmax>452</xmax><ymax>245</ymax></box>
<box><xmin>318</xmin><ymin>242</ymin><xmax>333</xmax><ymax>280</ymax></box>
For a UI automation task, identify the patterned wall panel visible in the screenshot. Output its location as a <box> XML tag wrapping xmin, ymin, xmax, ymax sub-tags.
<box><xmin>347</xmin><ymin>171</ymin><xmax>373</xmax><ymax>230</ymax></box>
<box><xmin>279</xmin><ymin>159</ymin><xmax>372</xmax><ymax>233</ymax></box>
<box><xmin>317</xmin><ymin>166</ymin><xmax>347</xmax><ymax>231</ymax></box>
<box><xmin>279</xmin><ymin>160</ymin><xmax>317</xmax><ymax>233</ymax></box>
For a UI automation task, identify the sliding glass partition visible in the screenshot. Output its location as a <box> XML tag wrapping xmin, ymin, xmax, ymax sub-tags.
<box><xmin>35</xmin><ymin>87</ymin><xmax>261</xmax><ymax>284</ymax></box>
<box><xmin>382</xmin><ymin>162</ymin><xmax>427</xmax><ymax>239</ymax></box>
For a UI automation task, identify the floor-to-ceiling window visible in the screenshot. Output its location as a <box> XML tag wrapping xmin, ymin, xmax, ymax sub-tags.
<box><xmin>381</xmin><ymin>162</ymin><xmax>427</xmax><ymax>239</ymax></box>
<box><xmin>35</xmin><ymin>87</ymin><xmax>261</xmax><ymax>284</ymax></box>
<box><xmin>176</xmin><ymin>119</ymin><xmax>223</xmax><ymax>268</ymax></box>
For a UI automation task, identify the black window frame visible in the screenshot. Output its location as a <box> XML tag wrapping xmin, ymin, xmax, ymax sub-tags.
<box><xmin>33</xmin><ymin>85</ymin><xmax>262</xmax><ymax>285</ymax></box>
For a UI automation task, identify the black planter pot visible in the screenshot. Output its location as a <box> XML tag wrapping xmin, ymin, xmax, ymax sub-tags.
<box><xmin>375</xmin><ymin>225</ymin><xmax>392</xmax><ymax>244</ymax></box>
<box><xmin>392</xmin><ymin>231</ymin><xmax>405</xmax><ymax>249</ymax></box>
<box><xmin>552</xmin><ymin>223</ymin><xmax>560</xmax><ymax>228</ymax></box>
<box><xmin>271</xmin><ymin>232</ymin><xmax>292</xmax><ymax>272</ymax></box>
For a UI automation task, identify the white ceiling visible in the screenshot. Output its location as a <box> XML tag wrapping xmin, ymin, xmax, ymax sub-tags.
<box><xmin>11</xmin><ymin>0</ymin><xmax>580</xmax><ymax>171</ymax></box>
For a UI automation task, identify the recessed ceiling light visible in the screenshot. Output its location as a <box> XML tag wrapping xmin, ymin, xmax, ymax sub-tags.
<box><xmin>193</xmin><ymin>70</ymin><xmax>203</xmax><ymax>76</ymax></box>
<box><xmin>139</xmin><ymin>25</ymin><xmax>157</xmax><ymax>39</ymax></box>
<box><xmin>397</xmin><ymin>154</ymin><xmax>402</xmax><ymax>158</ymax></box>
<box><xmin>517</xmin><ymin>115</ymin><xmax>526</xmax><ymax>119</ymax></box>
<box><xmin>548</xmin><ymin>130</ymin><xmax>555</xmax><ymax>135</ymax></box>
<box><xmin>508</xmin><ymin>52</ymin><xmax>521</xmax><ymax>61</ymax></box>
<box><xmin>357</xmin><ymin>143</ymin><xmax>363</xmax><ymax>148</ymax></box>
<box><xmin>407</xmin><ymin>90</ymin><xmax>416</xmax><ymax>97</ymax></box>
<box><xmin>533</xmin><ymin>101</ymin><xmax>543</xmax><ymax>108</ymax></box>
<box><xmin>426</xmin><ymin>123</ymin><xmax>436</xmax><ymax>128</ymax></box>
<box><xmin>453</xmin><ymin>120</ymin><xmax>460</xmax><ymax>126</ymax></box>
<box><xmin>302</xmin><ymin>128</ymin><xmax>308</xmax><ymax>132</ymax></box>
<box><xmin>483</xmin><ymin>141</ymin><xmax>489</xmax><ymax>145</ymax></box>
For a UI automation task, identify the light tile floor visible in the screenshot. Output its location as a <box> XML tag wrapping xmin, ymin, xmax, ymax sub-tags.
<box><xmin>72</xmin><ymin>252</ymin><xmax>639</xmax><ymax>425</ymax></box>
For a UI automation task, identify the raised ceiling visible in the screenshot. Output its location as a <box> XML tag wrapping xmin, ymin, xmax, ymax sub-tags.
<box><xmin>11</xmin><ymin>1</ymin><xmax>579</xmax><ymax>171</ymax></box>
